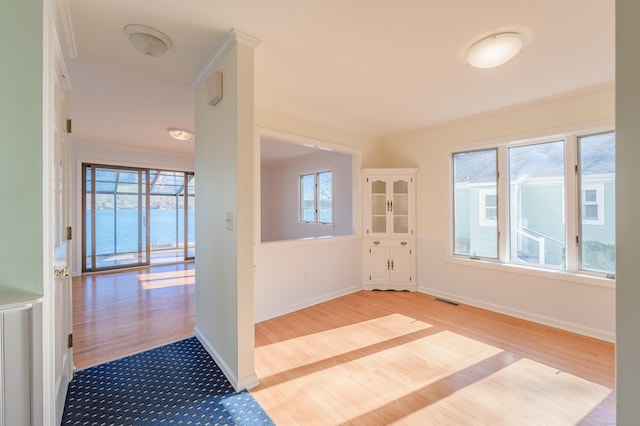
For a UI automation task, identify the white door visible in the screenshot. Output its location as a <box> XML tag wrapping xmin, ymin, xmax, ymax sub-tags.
<box><xmin>52</xmin><ymin>46</ymin><xmax>73</xmax><ymax>423</ymax></box>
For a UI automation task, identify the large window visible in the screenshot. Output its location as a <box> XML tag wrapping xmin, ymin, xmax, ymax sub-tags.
<box><xmin>300</xmin><ymin>171</ymin><xmax>332</xmax><ymax>224</ymax></box>
<box><xmin>451</xmin><ymin>130</ymin><xmax>615</xmax><ymax>277</ymax></box>
<box><xmin>452</xmin><ymin>149</ymin><xmax>498</xmax><ymax>258</ymax></box>
<box><xmin>83</xmin><ymin>164</ymin><xmax>195</xmax><ymax>272</ymax></box>
<box><xmin>509</xmin><ymin>141</ymin><xmax>566</xmax><ymax>268</ymax></box>
<box><xmin>579</xmin><ymin>132</ymin><xmax>616</xmax><ymax>274</ymax></box>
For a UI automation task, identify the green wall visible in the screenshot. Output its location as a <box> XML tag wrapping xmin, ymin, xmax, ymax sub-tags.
<box><xmin>0</xmin><ymin>0</ymin><xmax>44</xmax><ymax>298</ymax></box>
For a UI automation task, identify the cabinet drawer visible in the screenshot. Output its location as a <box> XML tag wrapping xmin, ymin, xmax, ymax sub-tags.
<box><xmin>368</xmin><ymin>239</ymin><xmax>414</xmax><ymax>248</ymax></box>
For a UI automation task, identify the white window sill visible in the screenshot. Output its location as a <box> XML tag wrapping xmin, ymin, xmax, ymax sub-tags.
<box><xmin>447</xmin><ymin>255</ymin><xmax>615</xmax><ymax>289</ymax></box>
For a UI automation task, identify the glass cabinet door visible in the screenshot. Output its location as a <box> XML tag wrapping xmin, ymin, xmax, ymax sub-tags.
<box><xmin>391</xmin><ymin>178</ymin><xmax>409</xmax><ymax>234</ymax></box>
<box><xmin>371</xmin><ymin>179</ymin><xmax>387</xmax><ymax>234</ymax></box>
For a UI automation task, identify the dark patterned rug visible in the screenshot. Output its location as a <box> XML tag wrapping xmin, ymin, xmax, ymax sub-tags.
<box><xmin>62</xmin><ymin>337</ymin><xmax>274</xmax><ymax>425</ymax></box>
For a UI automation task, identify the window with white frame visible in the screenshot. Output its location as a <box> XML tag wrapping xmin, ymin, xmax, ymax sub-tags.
<box><xmin>479</xmin><ymin>188</ymin><xmax>497</xmax><ymax>226</ymax></box>
<box><xmin>508</xmin><ymin>140</ymin><xmax>566</xmax><ymax>268</ymax></box>
<box><xmin>581</xmin><ymin>185</ymin><xmax>604</xmax><ymax>224</ymax></box>
<box><xmin>451</xmin><ymin>130</ymin><xmax>615</xmax><ymax>277</ymax></box>
<box><xmin>300</xmin><ymin>171</ymin><xmax>332</xmax><ymax>224</ymax></box>
<box><xmin>452</xmin><ymin>149</ymin><xmax>498</xmax><ymax>258</ymax></box>
<box><xmin>578</xmin><ymin>132</ymin><xmax>615</xmax><ymax>274</ymax></box>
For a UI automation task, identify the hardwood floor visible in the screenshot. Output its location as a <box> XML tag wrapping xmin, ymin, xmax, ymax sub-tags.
<box><xmin>72</xmin><ymin>262</ymin><xmax>195</xmax><ymax>369</ymax></box>
<box><xmin>252</xmin><ymin>291</ymin><xmax>615</xmax><ymax>425</ymax></box>
<box><xmin>73</xmin><ymin>270</ymin><xmax>614</xmax><ymax>425</ymax></box>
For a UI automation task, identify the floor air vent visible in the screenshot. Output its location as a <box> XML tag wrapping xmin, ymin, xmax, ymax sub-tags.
<box><xmin>434</xmin><ymin>297</ymin><xmax>459</xmax><ymax>306</ymax></box>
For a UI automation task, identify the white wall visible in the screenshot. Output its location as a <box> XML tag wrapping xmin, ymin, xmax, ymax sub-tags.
<box><xmin>194</xmin><ymin>34</ymin><xmax>257</xmax><ymax>391</ymax></box>
<box><xmin>615</xmin><ymin>0</ymin><xmax>640</xmax><ymax>421</ymax></box>
<box><xmin>252</xmin><ymin>109</ymin><xmax>380</xmax><ymax>323</ymax></box>
<box><xmin>261</xmin><ymin>150</ymin><xmax>353</xmax><ymax>242</ymax></box>
<box><xmin>383</xmin><ymin>85</ymin><xmax>616</xmax><ymax>341</ymax></box>
<box><xmin>69</xmin><ymin>140</ymin><xmax>194</xmax><ymax>276</ymax></box>
<box><xmin>254</xmin><ymin>236</ymin><xmax>361</xmax><ymax>322</ymax></box>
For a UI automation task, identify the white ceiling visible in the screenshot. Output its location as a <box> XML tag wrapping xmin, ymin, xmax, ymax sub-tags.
<box><xmin>66</xmin><ymin>0</ymin><xmax>615</xmax><ymax>157</ymax></box>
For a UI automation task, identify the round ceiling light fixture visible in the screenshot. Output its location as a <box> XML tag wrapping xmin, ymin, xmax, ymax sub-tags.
<box><xmin>465</xmin><ymin>32</ymin><xmax>524</xmax><ymax>69</ymax></box>
<box><xmin>124</xmin><ymin>24</ymin><xmax>173</xmax><ymax>58</ymax></box>
<box><xmin>167</xmin><ymin>128</ymin><xmax>194</xmax><ymax>141</ymax></box>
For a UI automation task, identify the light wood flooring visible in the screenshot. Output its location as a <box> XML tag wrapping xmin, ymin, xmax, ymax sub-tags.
<box><xmin>72</xmin><ymin>262</ymin><xmax>195</xmax><ymax>369</ymax></box>
<box><xmin>72</xmin><ymin>265</ymin><xmax>614</xmax><ymax>425</ymax></box>
<box><xmin>252</xmin><ymin>291</ymin><xmax>614</xmax><ymax>425</ymax></box>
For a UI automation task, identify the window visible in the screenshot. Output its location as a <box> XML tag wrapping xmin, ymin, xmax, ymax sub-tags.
<box><xmin>452</xmin><ymin>149</ymin><xmax>498</xmax><ymax>258</ymax></box>
<box><xmin>479</xmin><ymin>189</ymin><xmax>497</xmax><ymax>225</ymax></box>
<box><xmin>451</xmin><ymin>130</ymin><xmax>615</xmax><ymax>277</ymax></box>
<box><xmin>83</xmin><ymin>165</ymin><xmax>195</xmax><ymax>272</ymax></box>
<box><xmin>508</xmin><ymin>141</ymin><xmax>566</xmax><ymax>268</ymax></box>
<box><xmin>579</xmin><ymin>132</ymin><xmax>615</xmax><ymax>274</ymax></box>
<box><xmin>300</xmin><ymin>171</ymin><xmax>332</xmax><ymax>224</ymax></box>
<box><xmin>581</xmin><ymin>185</ymin><xmax>604</xmax><ymax>224</ymax></box>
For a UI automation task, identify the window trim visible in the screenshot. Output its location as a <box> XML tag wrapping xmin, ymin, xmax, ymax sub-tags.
<box><xmin>448</xmin><ymin>125</ymin><xmax>615</xmax><ymax>281</ymax></box>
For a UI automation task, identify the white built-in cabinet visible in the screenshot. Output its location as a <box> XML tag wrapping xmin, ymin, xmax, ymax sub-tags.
<box><xmin>362</xmin><ymin>168</ymin><xmax>417</xmax><ymax>290</ymax></box>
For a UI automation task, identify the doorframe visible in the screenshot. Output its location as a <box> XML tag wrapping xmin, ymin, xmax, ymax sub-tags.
<box><xmin>42</xmin><ymin>10</ymin><xmax>73</xmax><ymax>424</ymax></box>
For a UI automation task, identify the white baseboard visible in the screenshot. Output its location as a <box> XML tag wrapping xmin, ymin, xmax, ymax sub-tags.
<box><xmin>193</xmin><ymin>327</ymin><xmax>260</xmax><ymax>391</ymax></box>
<box><xmin>417</xmin><ymin>285</ymin><xmax>615</xmax><ymax>343</ymax></box>
<box><xmin>255</xmin><ymin>285</ymin><xmax>361</xmax><ymax>323</ymax></box>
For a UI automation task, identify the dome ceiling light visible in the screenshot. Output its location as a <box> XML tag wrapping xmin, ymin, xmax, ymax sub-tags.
<box><xmin>167</xmin><ymin>128</ymin><xmax>193</xmax><ymax>141</ymax></box>
<box><xmin>124</xmin><ymin>24</ymin><xmax>173</xmax><ymax>58</ymax></box>
<box><xmin>465</xmin><ymin>32</ymin><xmax>524</xmax><ymax>69</ymax></box>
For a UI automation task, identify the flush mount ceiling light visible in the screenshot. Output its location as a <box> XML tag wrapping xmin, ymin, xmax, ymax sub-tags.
<box><xmin>465</xmin><ymin>32</ymin><xmax>524</xmax><ymax>69</ymax></box>
<box><xmin>167</xmin><ymin>128</ymin><xmax>193</xmax><ymax>141</ymax></box>
<box><xmin>124</xmin><ymin>24</ymin><xmax>173</xmax><ymax>58</ymax></box>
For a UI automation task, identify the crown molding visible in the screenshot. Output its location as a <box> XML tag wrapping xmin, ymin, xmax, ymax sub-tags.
<box><xmin>191</xmin><ymin>28</ymin><xmax>262</xmax><ymax>89</ymax></box>
<box><xmin>233</xmin><ymin>28</ymin><xmax>262</xmax><ymax>49</ymax></box>
<box><xmin>56</xmin><ymin>0</ymin><xmax>77</xmax><ymax>59</ymax></box>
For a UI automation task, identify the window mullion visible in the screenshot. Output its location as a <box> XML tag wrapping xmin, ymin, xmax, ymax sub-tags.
<box><xmin>565</xmin><ymin>135</ymin><xmax>579</xmax><ymax>273</ymax></box>
<box><xmin>497</xmin><ymin>146</ymin><xmax>508</xmax><ymax>262</ymax></box>
<box><xmin>314</xmin><ymin>173</ymin><xmax>319</xmax><ymax>223</ymax></box>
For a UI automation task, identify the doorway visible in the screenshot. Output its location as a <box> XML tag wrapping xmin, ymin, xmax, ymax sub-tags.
<box><xmin>82</xmin><ymin>164</ymin><xmax>195</xmax><ymax>272</ymax></box>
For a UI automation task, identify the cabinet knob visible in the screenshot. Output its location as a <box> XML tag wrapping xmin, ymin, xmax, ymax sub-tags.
<box><xmin>373</xmin><ymin>240</ymin><xmax>380</xmax><ymax>245</ymax></box>
<box><xmin>400</xmin><ymin>241</ymin><xmax>407</xmax><ymax>246</ymax></box>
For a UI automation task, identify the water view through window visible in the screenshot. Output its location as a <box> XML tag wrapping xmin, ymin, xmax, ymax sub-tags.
<box><xmin>83</xmin><ymin>165</ymin><xmax>195</xmax><ymax>272</ymax></box>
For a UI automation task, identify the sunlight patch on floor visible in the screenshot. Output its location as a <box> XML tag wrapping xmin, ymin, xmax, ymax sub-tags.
<box><xmin>138</xmin><ymin>269</ymin><xmax>195</xmax><ymax>289</ymax></box>
<box><xmin>253</xmin><ymin>316</ymin><xmax>505</xmax><ymax>424</ymax></box>
<box><xmin>255</xmin><ymin>314</ymin><xmax>434</xmax><ymax>378</ymax></box>
<box><xmin>396</xmin><ymin>357</ymin><xmax>612</xmax><ymax>425</ymax></box>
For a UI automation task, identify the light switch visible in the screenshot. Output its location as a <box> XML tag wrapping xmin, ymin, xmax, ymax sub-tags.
<box><xmin>226</xmin><ymin>212</ymin><xmax>233</xmax><ymax>230</ymax></box>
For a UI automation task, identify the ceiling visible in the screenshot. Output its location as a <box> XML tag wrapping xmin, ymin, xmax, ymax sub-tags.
<box><xmin>65</xmin><ymin>0</ymin><xmax>615</xmax><ymax>158</ymax></box>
